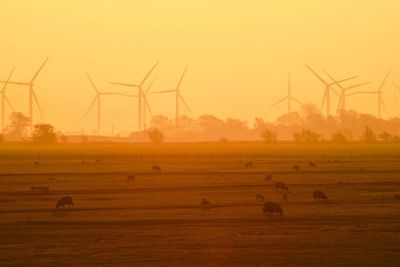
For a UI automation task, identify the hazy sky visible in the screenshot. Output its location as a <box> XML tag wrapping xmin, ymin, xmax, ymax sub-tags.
<box><xmin>1</xmin><ymin>1</ymin><xmax>400</xmax><ymax>134</ymax></box>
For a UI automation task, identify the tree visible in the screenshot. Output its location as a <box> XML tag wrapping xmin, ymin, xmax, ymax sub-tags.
<box><xmin>5</xmin><ymin>112</ymin><xmax>31</xmax><ymax>140</ymax></box>
<box><xmin>331</xmin><ymin>132</ymin><xmax>348</xmax><ymax>143</ymax></box>
<box><xmin>360</xmin><ymin>126</ymin><xmax>376</xmax><ymax>143</ymax></box>
<box><xmin>293</xmin><ymin>130</ymin><xmax>320</xmax><ymax>144</ymax></box>
<box><xmin>261</xmin><ymin>129</ymin><xmax>277</xmax><ymax>143</ymax></box>
<box><xmin>32</xmin><ymin>124</ymin><xmax>57</xmax><ymax>144</ymax></box>
<box><xmin>379</xmin><ymin>132</ymin><xmax>392</xmax><ymax>142</ymax></box>
<box><xmin>147</xmin><ymin>128</ymin><xmax>164</xmax><ymax>144</ymax></box>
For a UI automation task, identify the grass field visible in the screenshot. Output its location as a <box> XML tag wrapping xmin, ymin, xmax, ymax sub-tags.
<box><xmin>0</xmin><ymin>143</ymin><xmax>399</xmax><ymax>266</ymax></box>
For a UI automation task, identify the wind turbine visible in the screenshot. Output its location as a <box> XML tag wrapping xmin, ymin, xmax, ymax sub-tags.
<box><xmin>150</xmin><ymin>65</ymin><xmax>192</xmax><ymax>126</ymax></box>
<box><xmin>0</xmin><ymin>58</ymin><xmax>48</xmax><ymax>125</ymax></box>
<box><xmin>322</xmin><ymin>70</ymin><xmax>370</xmax><ymax>112</ymax></box>
<box><xmin>305</xmin><ymin>64</ymin><xmax>357</xmax><ymax>117</ymax></box>
<box><xmin>1</xmin><ymin>67</ymin><xmax>16</xmax><ymax>132</ymax></box>
<box><xmin>393</xmin><ymin>82</ymin><xmax>400</xmax><ymax>117</ymax></box>
<box><xmin>85</xmin><ymin>71</ymin><xmax>126</xmax><ymax>134</ymax></box>
<box><xmin>346</xmin><ymin>71</ymin><xmax>391</xmax><ymax>119</ymax></box>
<box><xmin>109</xmin><ymin>61</ymin><xmax>159</xmax><ymax>131</ymax></box>
<box><xmin>267</xmin><ymin>72</ymin><xmax>304</xmax><ymax>115</ymax></box>
<box><xmin>122</xmin><ymin>76</ymin><xmax>156</xmax><ymax>130</ymax></box>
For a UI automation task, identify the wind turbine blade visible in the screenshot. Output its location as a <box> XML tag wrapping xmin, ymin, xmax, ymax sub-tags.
<box><xmin>380</xmin><ymin>97</ymin><xmax>389</xmax><ymax>116</ymax></box>
<box><xmin>320</xmin><ymin>89</ymin><xmax>328</xmax><ymax>112</ymax></box>
<box><xmin>305</xmin><ymin>64</ymin><xmax>329</xmax><ymax>86</ymax></box>
<box><xmin>100</xmin><ymin>92</ymin><xmax>126</xmax><ymax>95</ymax></box>
<box><xmin>109</xmin><ymin>82</ymin><xmax>139</xmax><ymax>88</ymax></box>
<box><xmin>30</xmin><ymin>57</ymin><xmax>49</xmax><ymax>83</ymax></box>
<box><xmin>145</xmin><ymin>76</ymin><xmax>157</xmax><ymax>94</ymax></box>
<box><xmin>267</xmin><ymin>97</ymin><xmax>287</xmax><ymax>109</ymax></box>
<box><xmin>393</xmin><ymin>82</ymin><xmax>400</xmax><ymax>90</ymax></box>
<box><xmin>4</xmin><ymin>95</ymin><xmax>14</xmax><ymax>111</ymax></box>
<box><xmin>123</xmin><ymin>94</ymin><xmax>139</xmax><ymax>98</ymax></box>
<box><xmin>0</xmin><ymin>81</ymin><xmax>29</xmax><ymax>86</ymax></box>
<box><xmin>1</xmin><ymin>66</ymin><xmax>16</xmax><ymax>91</ymax></box>
<box><xmin>143</xmin><ymin>96</ymin><xmax>153</xmax><ymax>116</ymax></box>
<box><xmin>149</xmin><ymin>90</ymin><xmax>176</xmax><ymax>94</ymax></box>
<box><xmin>179</xmin><ymin>94</ymin><xmax>192</xmax><ymax>113</ymax></box>
<box><xmin>323</xmin><ymin>69</ymin><xmax>344</xmax><ymax>90</ymax></box>
<box><xmin>85</xmin><ymin>71</ymin><xmax>99</xmax><ymax>93</ymax></box>
<box><xmin>291</xmin><ymin>97</ymin><xmax>304</xmax><ymax>106</ymax></box>
<box><xmin>344</xmin><ymin>81</ymin><xmax>370</xmax><ymax>90</ymax></box>
<box><xmin>175</xmin><ymin>65</ymin><xmax>188</xmax><ymax>92</ymax></box>
<box><xmin>140</xmin><ymin>61</ymin><xmax>159</xmax><ymax>86</ymax></box>
<box><xmin>377</xmin><ymin>70</ymin><xmax>391</xmax><ymax>92</ymax></box>
<box><xmin>346</xmin><ymin>91</ymin><xmax>377</xmax><ymax>97</ymax></box>
<box><xmin>32</xmin><ymin>90</ymin><xmax>43</xmax><ymax>114</ymax></box>
<box><xmin>85</xmin><ymin>96</ymin><xmax>98</xmax><ymax>117</ymax></box>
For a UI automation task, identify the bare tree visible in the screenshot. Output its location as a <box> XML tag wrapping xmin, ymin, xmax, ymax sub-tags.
<box><xmin>5</xmin><ymin>112</ymin><xmax>31</xmax><ymax>140</ymax></box>
<box><xmin>147</xmin><ymin>128</ymin><xmax>164</xmax><ymax>144</ymax></box>
<box><xmin>32</xmin><ymin>124</ymin><xmax>57</xmax><ymax>144</ymax></box>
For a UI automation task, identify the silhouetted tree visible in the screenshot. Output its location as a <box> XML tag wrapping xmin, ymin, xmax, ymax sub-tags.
<box><xmin>147</xmin><ymin>128</ymin><xmax>164</xmax><ymax>144</ymax></box>
<box><xmin>379</xmin><ymin>131</ymin><xmax>392</xmax><ymax>142</ymax></box>
<box><xmin>32</xmin><ymin>124</ymin><xmax>57</xmax><ymax>144</ymax></box>
<box><xmin>5</xmin><ymin>112</ymin><xmax>31</xmax><ymax>140</ymax></box>
<box><xmin>360</xmin><ymin>126</ymin><xmax>377</xmax><ymax>143</ymax></box>
<box><xmin>331</xmin><ymin>132</ymin><xmax>348</xmax><ymax>143</ymax></box>
<box><xmin>150</xmin><ymin>115</ymin><xmax>173</xmax><ymax>130</ymax></box>
<box><xmin>293</xmin><ymin>130</ymin><xmax>320</xmax><ymax>143</ymax></box>
<box><xmin>261</xmin><ymin>129</ymin><xmax>277</xmax><ymax>143</ymax></box>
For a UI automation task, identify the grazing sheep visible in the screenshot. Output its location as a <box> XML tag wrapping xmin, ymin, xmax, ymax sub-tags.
<box><xmin>263</xmin><ymin>202</ymin><xmax>283</xmax><ymax>216</ymax></box>
<box><xmin>95</xmin><ymin>159</ymin><xmax>101</xmax><ymax>164</ymax></box>
<box><xmin>265</xmin><ymin>174</ymin><xmax>273</xmax><ymax>181</ymax></box>
<box><xmin>81</xmin><ymin>160</ymin><xmax>87</xmax><ymax>165</ymax></box>
<box><xmin>244</xmin><ymin>161</ymin><xmax>253</xmax><ymax>168</ymax></box>
<box><xmin>308</xmin><ymin>161</ymin><xmax>317</xmax><ymax>168</ymax></box>
<box><xmin>34</xmin><ymin>161</ymin><xmax>40</xmax><ymax>167</ymax></box>
<box><xmin>200</xmin><ymin>198</ymin><xmax>210</xmax><ymax>208</ymax></box>
<box><xmin>31</xmin><ymin>186</ymin><xmax>50</xmax><ymax>193</ymax></box>
<box><xmin>152</xmin><ymin>165</ymin><xmax>162</xmax><ymax>173</ymax></box>
<box><xmin>56</xmin><ymin>196</ymin><xmax>73</xmax><ymax>209</ymax></box>
<box><xmin>313</xmin><ymin>190</ymin><xmax>328</xmax><ymax>201</ymax></box>
<box><xmin>275</xmin><ymin>182</ymin><xmax>289</xmax><ymax>193</ymax></box>
<box><xmin>127</xmin><ymin>174</ymin><xmax>135</xmax><ymax>181</ymax></box>
<box><xmin>256</xmin><ymin>194</ymin><xmax>265</xmax><ymax>202</ymax></box>
<box><xmin>293</xmin><ymin>165</ymin><xmax>300</xmax><ymax>171</ymax></box>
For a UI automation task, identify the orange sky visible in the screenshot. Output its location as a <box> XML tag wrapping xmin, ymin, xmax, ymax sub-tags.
<box><xmin>1</xmin><ymin>1</ymin><xmax>400</xmax><ymax>135</ymax></box>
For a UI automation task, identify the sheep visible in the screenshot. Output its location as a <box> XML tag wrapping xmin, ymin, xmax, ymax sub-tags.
<box><xmin>275</xmin><ymin>182</ymin><xmax>289</xmax><ymax>193</ymax></box>
<box><xmin>200</xmin><ymin>198</ymin><xmax>210</xmax><ymax>209</ymax></box>
<box><xmin>293</xmin><ymin>165</ymin><xmax>300</xmax><ymax>171</ymax></box>
<box><xmin>308</xmin><ymin>161</ymin><xmax>317</xmax><ymax>168</ymax></box>
<box><xmin>127</xmin><ymin>174</ymin><xmax>136</xmax><ymax>181</ymax></box>
<box><xmin>263</xmin><ymin>202</ymin><xmax>283</xmax><ymax>216</ymax></box>
<box><xmin>31</xmin><ymin>186</ymin><xmax>50</xmax><ymax>193</ymax></box>
<box><xmin>256</xmin><ymin>194</ymin><xmax>265</xmax><ymax>202</ymax></box>
<box><xmin>244</xmin><ymin>161</ymin><xmax>253</xmax><ymax>168</ymax></box>
<box><xmin>313</xmin><ymin>190</ymin><xmax>328</xmax><ymax>201</ymax></box>
<box><xmin>265</xmin><ymin>174</ymin><xmax>273</xmax><ymax>182</ymax></box>
<box><xmin>152</xmin><ymin>165</ymin><xmax>162</xmax><ymax>173</ymax></box>
<box><xmin>56</xmin><ymin>196</ymin><xmax>73</xmax><ymax>209</ymax></box>
<box><xmin>33</xmin><ymin>161</ymin><xmax>40</xmax><ymax>167</ymax></box>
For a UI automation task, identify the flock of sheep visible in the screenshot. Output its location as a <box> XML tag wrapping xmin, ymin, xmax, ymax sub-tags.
<box><xmin>31</xmin><ymin>160</ymin><xmax>329</xmax><ymax>216</ymax></box>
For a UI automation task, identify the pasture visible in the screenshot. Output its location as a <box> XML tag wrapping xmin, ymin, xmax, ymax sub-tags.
<box><xmin>0</xmin><ymin>143</ymin><xmax>399</xmax><ymax>266</ymax></box>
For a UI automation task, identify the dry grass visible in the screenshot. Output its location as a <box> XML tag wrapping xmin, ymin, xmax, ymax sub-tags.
<box><xmin>0</xmin><ymin>143</ymin><xmax>399</xmax><ymax>266</ymax></box>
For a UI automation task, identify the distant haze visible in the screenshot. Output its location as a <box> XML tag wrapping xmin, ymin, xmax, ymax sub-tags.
<box><xmin>1</xmin><ymin>1</ymin><xmax>399</xmax><ymax>134</ymax></box>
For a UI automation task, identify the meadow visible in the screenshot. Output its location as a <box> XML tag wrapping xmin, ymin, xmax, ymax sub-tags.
<box><xmin>0</xmin><ymin>143</ymin><xmax>399</xmax><ymax>266</ymax></box>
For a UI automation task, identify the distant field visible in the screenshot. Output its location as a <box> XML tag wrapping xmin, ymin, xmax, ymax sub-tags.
<box><xmin>0</xmin><ymin>143</ymin><xmax>399</xmax><ymax>266</ymax></box>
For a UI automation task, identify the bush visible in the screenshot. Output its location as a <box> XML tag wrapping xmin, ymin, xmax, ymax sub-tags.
<box><xmin>331</xmin><ymin>132</ymin><xmax>348</xmax><ymax>143</ymax></box>
<box><xmin>360</xmin><ymin>126</ymin><xmax>376</xmax><ymax>143</ymax></box>
<box><xmin>293</xmin><ymin>130</ymin><xmax>320</xmax><ymax>144</ymax></box>
<box><xmin>261</xmin><ymin>129</ymin><xmax>277</xmax><ymax>143</ymax></box>
<box><xmin>147</xmin><ymin>128</ymin><xmax>164</xmax><ymax>144</ymax></box>
<box><xmin>32</xmin><ymin>124</ymin><xmax>57</xmax><ymax>144</ymax></box>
